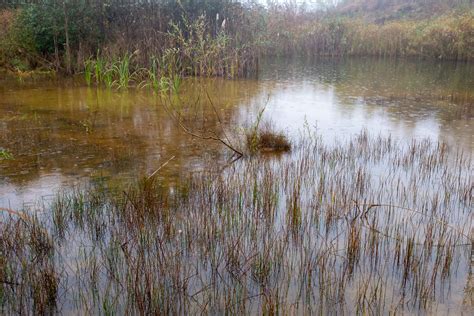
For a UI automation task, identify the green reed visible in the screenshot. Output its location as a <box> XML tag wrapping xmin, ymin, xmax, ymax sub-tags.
<box><xmin>94</xmin><ymin>56</ymin><xmax>106</xmax><ymax>85</ymax></box>
<box><xmin>2</xmin><ymin>130</ymin><xmax>471</xmax><ymax>314</ymax></box>
<box><xmin>84</xmin><ymin>58</ymin><xmax>94</xmax><ymax>86</ymax></box>
<box><xmin>0</xmin><ymin>148</ymin><xmax>14</xmax><ymax>160</ymax></box>
<box><xmin>113</xmin><ymin>53</ymin><xmax>131</xmax><ymax>89</ymax></box>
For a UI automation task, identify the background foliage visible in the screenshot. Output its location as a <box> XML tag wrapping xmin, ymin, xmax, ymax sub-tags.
<box><xmin>0</xmin><ymin>0</ymin><xmax>472</xmax><ymax>75</ymax></box>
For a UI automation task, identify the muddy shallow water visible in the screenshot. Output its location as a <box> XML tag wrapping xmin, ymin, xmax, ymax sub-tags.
<box><xmin>0</xmin><ymin>58</ymin><xmax>473</xmax><ymax>314</ymax></box>
<box><xmin>0</xmin><ymin>57</ymin><xmax>473</xmax><ymax>209</ymax></box>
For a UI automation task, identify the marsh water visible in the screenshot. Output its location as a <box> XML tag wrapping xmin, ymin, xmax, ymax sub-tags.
<box><xmin>1</xmin><ymin>58</ymin><xmax>472</xmax><ymax>209</ymax></box>
<box><xmin>1</xmin><ymin>58</ymin><xmax>473</xmax><ymax>314</ymax></box>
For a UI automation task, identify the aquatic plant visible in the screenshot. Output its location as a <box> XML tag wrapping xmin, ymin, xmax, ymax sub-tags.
<box><xmin>246</xmin><ymin>124</ymin><xmax>291</xmax><ymax>154</ymax></box>
<box><xmin>138</xmin><ymin>56</ymin><xmax>183</xmax><ymax>93</ymax></box>
<box><xmin>94</xmin><ymin>56</ymin><xmax>105</xmax><ymax>85</ymax></box>
<box><xmin>84</xmin><ymin>58</ymin><xmax>94</xmax><ymax>86</ymax></box>
<box><xmin>103</xmin><ymin>68</ymin><xmax>114</xmax><ymax>89</ymax></box>
<box><xmin>113</xmin><ymin>53</ymin><xmax>132</xmax><ymax>89</ymax></box>
<box><xmin>138</xmin><ymin>56</ymin><xmax>161</xmax><ymax>91</ymax></box>
<box><xmin>1</xmin><ymin>131</ymin><xmax>471</xmax><ymax>314</ymax></box>
<box><xmin>0</xmin><ymin>148</ymin><xmax>14</xmax><ymax>160</ymax></box>
<box><xmin>171</xmin><ymin>75</ymin><xmax>181</xmax><ymax>94</ymax></box>
<box><xmin>244</xmin><ymin>105</ymin><xmax>290</xmax><ymax>154</ymax></box>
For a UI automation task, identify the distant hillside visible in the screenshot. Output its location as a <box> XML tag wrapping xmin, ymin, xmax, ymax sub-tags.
<box><xmin>336</xmin><ymin>0</ymin><xmax>473</xmax><ymax>22</ymax></box>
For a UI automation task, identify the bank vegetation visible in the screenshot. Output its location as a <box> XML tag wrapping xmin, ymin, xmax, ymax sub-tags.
<box><xmin>0</xmin><ymin>1</ymin><xmax>472</xmax><ymax>78</ymax></box>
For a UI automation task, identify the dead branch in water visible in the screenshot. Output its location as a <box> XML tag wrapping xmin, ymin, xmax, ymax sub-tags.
<box><xmin>147</xmin><ymin>155</ymin><xmax>176</xmax><ymax>181</ymax></box>
<box><xmin>352</xmin><ymin>201</ymin><xmax>473</xmax><ymax>245</ymax></box>
<box><xmin>161</xmin><ymin>93</ymin><xmax>244</xmax><ymax>158</ymax></box>
<box><xmin>0</xmin><ymin>207</ymin><xmax>30</xmax><ymax>222</ymax></box>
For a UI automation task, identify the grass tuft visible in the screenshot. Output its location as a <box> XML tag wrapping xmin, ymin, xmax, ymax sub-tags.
<box><xmin>246</xmin><ymin>124</ymin><xmax>291</xmax><ymax>154</ymax></box>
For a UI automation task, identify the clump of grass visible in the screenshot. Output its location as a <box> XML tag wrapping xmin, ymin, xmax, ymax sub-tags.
<box><xmin>113</xmin><ymin>53</ymin><xmax>131</xmax><ymax>89</ymax></box>
<box><xmin>138</xmin><ymin>56</ymin><xmax>161</xmax><ymax>91</ymax></box>
<box><xmin>246</xmin><ymin>124</ymin><xmax>291</xmax><ymax>154</ymax></box>
<box><xmin>245</xmin><ymin>106</ymin><xmax>291</xmax><ymax>154</ymax></box>
<box><xmin>94</xmin><ymin>56</ymin><xmax>105</xmax><ymax>85</ymax></box>
<box><xmin>31</xmin><ymin>267</ymin><xmax>58</xmax><ymax>315</ymax></box>
<box><xmin>84</xmin><ymin>52</ymin><xmax>182</xmax><ymax>92</ymax></box>
<box><xmin>84</xmin><ymin>58</ymin><xmax>94</xmax><ymax>86</ymax></box>
<box><xmin>0</xmin><ymin>148</ymin><xmax>14</xmax><ymax>160</ymax></box>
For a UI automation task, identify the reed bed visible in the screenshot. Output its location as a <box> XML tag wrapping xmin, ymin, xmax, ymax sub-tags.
<box><xmin>3</xmin><ymin>2</ymin><xmax>472</xmax><ymax>76</ymax></box>
<box><xmin>264</xmin><ymin>11</ymin><xmax>474</xmax><ymax>60</ymax></box>
<box><xmin>83</xmin><ymin>15</ymin><xmax>254</xmax><ymax>90</ymax></box>
<box><xmin>1</xmin><ymin>131</ymin><xmax>472</xmax><ymax>314</ymax></box>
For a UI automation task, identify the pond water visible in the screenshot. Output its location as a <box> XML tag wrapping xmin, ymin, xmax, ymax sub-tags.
<box><xmin>1</xmin><ymin>58</ymin><xmax>473</xmax><ymax>314</ymax></box>
<box><xmin>1</xmin><ymin>57</ymin><xmax>473</xmax><ymax>209</ymax></box>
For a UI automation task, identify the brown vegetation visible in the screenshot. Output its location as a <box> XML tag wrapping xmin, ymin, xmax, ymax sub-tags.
<box><xmin>0</xmin><ymin>1</ymin><xmax>473</xmax><ymax>77</ymax></box>
<box><xmin>246</xmin><ymin>126</ymin><xmax>291</xmax><ymax>154</ymax></box>
<box><xmin>1</xmin><ymin>131</ymin><xmax>472</xmax><ymax>314</ymax></box>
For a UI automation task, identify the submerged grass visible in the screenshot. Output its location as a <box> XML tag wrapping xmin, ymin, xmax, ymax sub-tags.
<box><xmin>0</xmin><ymin>148</ymin><xmax>14</xmax><ymax>160</ymax></box>
<box><xmin>0</xmin><ymin>131</ymin><xmax>472</xmax><ymax>314</ymax></box>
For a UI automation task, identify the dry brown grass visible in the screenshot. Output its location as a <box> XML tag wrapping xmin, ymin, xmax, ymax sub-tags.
<box><xmin>246</xmin><ymin>124</ymin><xmax>291</xmax><ymax>154</ymax></box>
<box><xmin>1</xmin><ymin>131</ymin><xmax>472</xmax><ymax>314</ymax></box>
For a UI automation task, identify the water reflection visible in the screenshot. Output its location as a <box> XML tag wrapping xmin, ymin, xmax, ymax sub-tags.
<box><xmin>255</xmin><ymin>57</ymin><xmax>473</xmax><ymax>148</ymax></box>
<box><xmin>1</xmin><ymin>58</ymin><xmax>472</xmax><ymax>208</ymax></box>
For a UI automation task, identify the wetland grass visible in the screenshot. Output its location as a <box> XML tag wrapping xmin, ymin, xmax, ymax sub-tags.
<box><xmin>1</xmin><ymin>2</ymin><xmax>473</xmax><ymax>79</ymax></box>
<box><xmin>84</xmin><ymin>54</ymin><xmax>135</xmax><ymax>90</ymax></box>
<box><xmin>84</xmin><ymin>53</ymin><xmax>182</xmax><ymax>93</ymax></box>
<box><xmin>0</xmin><ymin>148</ymin><xmax>14</xmax><ymax>160</ymax></box>
<box><xmin>246</xmin><ymin>128</ymin><xmax>291</xmax><ymax>154</ymax></box>
<box><xmin>0</xmin><ymin>131</ymin><xmax>472</xmax><ymax>314</ymax></box>
<box><xmin>245</xmin><ymin>106</ymin><xmax>291</xmax><ymax>155</ymax></box>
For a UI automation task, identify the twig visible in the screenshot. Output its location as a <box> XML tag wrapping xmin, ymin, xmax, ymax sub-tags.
<box><xmin>0</xmin><ymin>279</ymin><xmax>20</xmax><ymax>286</ymax></box>
<box><xmin>0</xmin><ymin>207</ymin><xmax>30</xmax><ymax>222</ymax></box>
<box><xmin>351</xmin><ymin>202</ymin><xmax>473</xmax><ymax>246</ymax></box>
<box><xmin>357</xmin><ymin>203</ymin><xmax>471</xmax><ymax>240</ymax></box>
<box><xmin>206</xmin><ymin>90</ymin><xmax>233</xmax><ymax>146</ymax></box>
<box><xmin>147</xmin><ymin>155</ymin><xmax>176</xmax><ymax>181</ymax></box>
<box><xmin>161</xmin><ymin>95</ymin><xmax>244</xmax><ymax>157</ymax></box>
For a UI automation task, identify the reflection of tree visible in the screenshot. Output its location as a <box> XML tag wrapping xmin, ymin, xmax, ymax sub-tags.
<box><xmin>257</xmin><ymin>57</ymin><xmax>473</xmax><ymax>150</ymax></box>
<box><xmin>1</xmin><ymin>58</ymin><xmax>472</xmax><ymax>192</ymax></box>
<box><xmin>0</xmin><ymin>112</ymin><xmax>146</xmax><ymax>185</ymax></box>
<box><xmin>260</xmin><ymin>56</ymin><xmax>474</xmax><ymax>106</ymax></box>
<box><xmin>328</xmin><ymin>58</ymin><xmax>474</xmax><ymax>150</ymax></box>
<box><xmin>0</xmin><ymin>78</ymin><xmax>264</xmax><ymax>189</ymax></box>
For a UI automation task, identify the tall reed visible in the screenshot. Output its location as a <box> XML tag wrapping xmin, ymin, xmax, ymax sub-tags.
<box><xmin>1</xmin><ymin>131</ymin><xmax>471</xmax><ymax>314</ymax></box>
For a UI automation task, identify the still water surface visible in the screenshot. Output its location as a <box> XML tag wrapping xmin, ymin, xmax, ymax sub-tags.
<box><xmin>1</xmin><ymin>57</ymin><xmax>473</xmax><ymax>209</ymax></box>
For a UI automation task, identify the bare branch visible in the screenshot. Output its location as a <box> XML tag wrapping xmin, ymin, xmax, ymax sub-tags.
<box><xmin>161</xmin><ymin>94</ymin><xmax>244</xmax><ymax>157</ymax></box>
<box><xmin>147</xmin><ymin>155</ymin><xmax>176</xmax><ymax>181</ymax></box>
